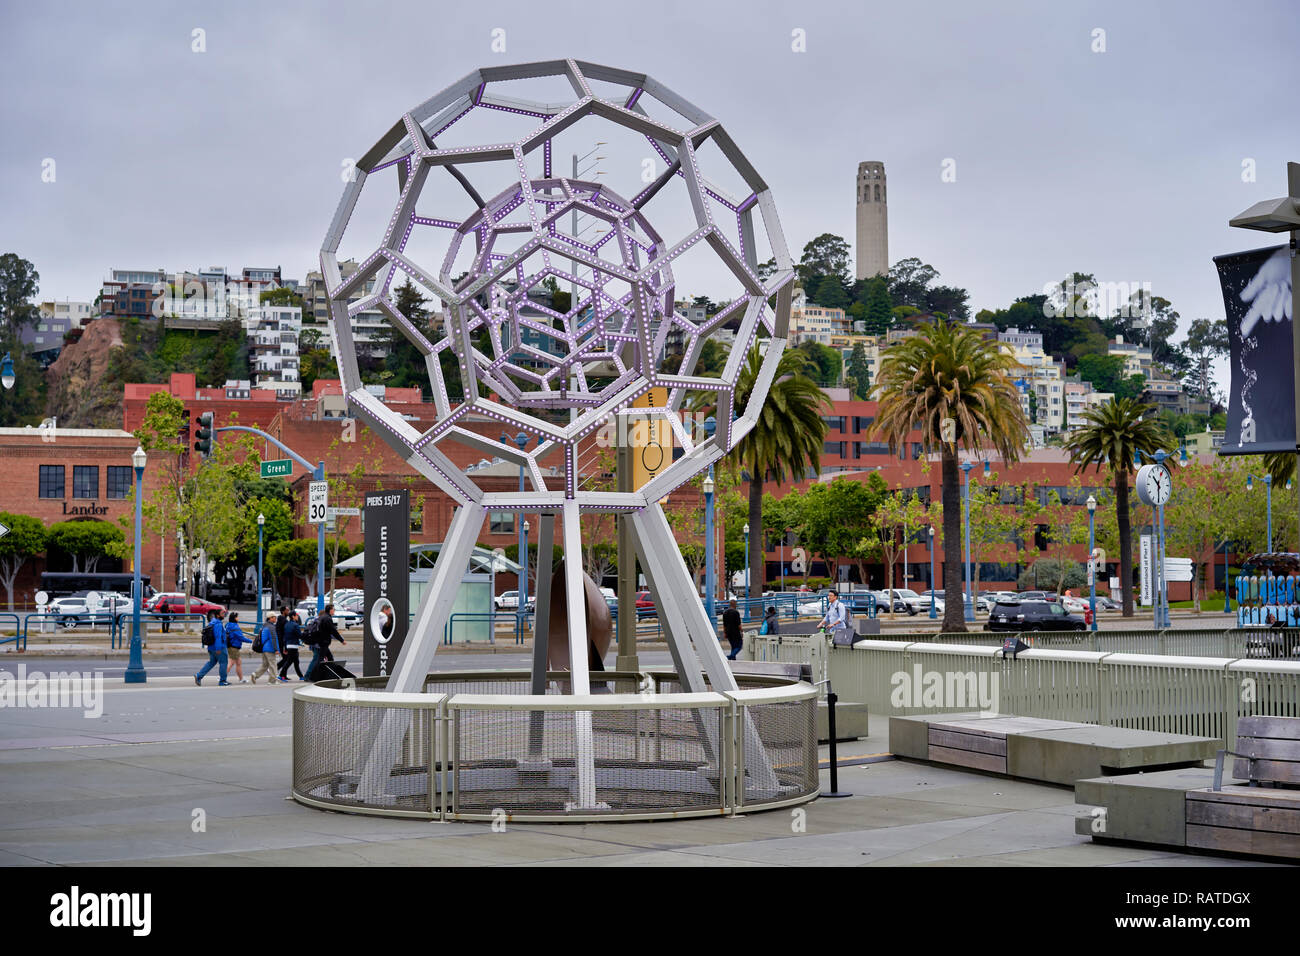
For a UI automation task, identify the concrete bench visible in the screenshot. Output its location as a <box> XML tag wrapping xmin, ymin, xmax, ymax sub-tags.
<box><xmin>890</xmin><ymin>712</ymin><xmax>1219</xmax><ymax>786</ymax></box>
<box><xmin>1075</xmin><ymin>716</ymin><xmax>1300</xmax><ymax>861</ymax></box>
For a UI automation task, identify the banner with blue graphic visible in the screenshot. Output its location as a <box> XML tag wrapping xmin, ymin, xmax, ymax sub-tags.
<box><xmin>1215</xmin><ymin>244</ymin><xmax>1294</xmax><ymax>456</ymax></box>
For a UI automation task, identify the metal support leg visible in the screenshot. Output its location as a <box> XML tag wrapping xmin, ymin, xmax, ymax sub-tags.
<box><xmin>356</xmin><ymin>505</ymin><xmax>482</xmax><ymax>803</ymax></box>
<box><xmin>527</xmin><ymin>514</ymin><xmax>556</xmax><ymax>757</ymax></box>
<box><xmin>630</xmin><ymin>504</ymin><xmax>779</xmax><ymax>792</ymax></box>
<box><xmin>560</xmin><ymin>500</ymin><xmax>599</xmax><ymax>809</ymax></box>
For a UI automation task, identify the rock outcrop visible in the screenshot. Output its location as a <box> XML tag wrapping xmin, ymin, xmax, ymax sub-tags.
<box><xmin>45</xmin><ymin>318</ymin><xmax>125</xmax><ymax>429</ymax></box>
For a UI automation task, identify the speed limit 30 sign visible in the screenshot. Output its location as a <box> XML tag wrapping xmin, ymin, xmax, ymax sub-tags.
<box><xmin>309</xmin><ymin>481</ymin><xmax>329</xmax><ymax>524</ymax></box>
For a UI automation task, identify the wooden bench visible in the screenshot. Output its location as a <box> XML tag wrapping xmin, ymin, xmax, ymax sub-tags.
<box><xmin>892</xmin><ymin>712</ymin><xmax>1219</xmax><ymax>786</ymax></box>
<box><xmin>1186</xmin><ymin>716</ymin><xmax>1300</xmax><ymax>858</ymax></box>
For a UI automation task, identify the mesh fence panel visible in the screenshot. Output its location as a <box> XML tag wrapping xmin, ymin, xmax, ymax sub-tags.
<box><xmin>294</xmin><ymin>697</ymin><xmax>435</xmax><ymax>815</ymax></box>
<box><xmin>450</xmin><ymin>704</ymin><xmax>728</xmax><ymax>818</ymax></box>
<box><xmin>739</xmin><ymin>697</ymin><xmax>819</xmax><ymax>805</ymax></box>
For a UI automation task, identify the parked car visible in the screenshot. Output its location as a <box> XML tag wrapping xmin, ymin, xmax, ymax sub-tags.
<box><xmin>85</xmin><ymin>590</ymin><xmax>135</xmax><ymax>615</ymax></box>
<box><xmin>495</xmin><ymin>590</ymin><xmax>521</xmax><ymax>610</ymax></box>
<box><xmin>296</xmin><ymin>598</ymin><xmax>361</xmax><ymax>628</ymax></box>
<box><xmin>1015</xmin><ymin>590</ymin><xmax>1058</xmax><ymax>603</ymax></box>
<box><xmin>148</xmin><ymin>593</ymin><xmax>226</xmax><ymax>617</ymax></box>
<box><xmin>634</xmin><ymin>590</ymin><xmax>657</xmax><ymax>616</ymax></box>
<box><xmin>985</xmin><ymin>599</ymin><xmax>1086</xmax><ymax>631</ymax></box>
<box><xmin>47</xmin><ymin>596</ymin><xmax>93</xmax><ymax>628</ymax></box>
<box><xmin>1096</xmin><ymin>596</ymin><xmax>1122</xmax><ymax>611</ymax></box>
<box><xmin>876</xmin><ymin>588</ymin><xmax>927</xmax><ymax>615</ymax></box>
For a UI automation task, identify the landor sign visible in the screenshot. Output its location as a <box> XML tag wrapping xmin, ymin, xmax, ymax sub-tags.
<box><xmin>62</xmin><ymin>503</ymin><xmax>107</xmax><ymax>517</ymax></box>
<box><xmin>363</xmin><ymin>490</ymin><xmax>408</xmax><ymax>678</ymax></box>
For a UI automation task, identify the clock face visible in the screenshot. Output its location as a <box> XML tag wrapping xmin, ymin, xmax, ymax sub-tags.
<box><xmin>1142</xmin><ymin>464</ymin><xmax>1171</xmax><ymax>505</ymax></box>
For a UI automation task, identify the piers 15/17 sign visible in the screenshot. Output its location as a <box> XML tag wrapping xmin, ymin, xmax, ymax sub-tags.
<box><xmin>363</xmin><ymin>490</ymin><xmax>409</xmax><ymax>678</ymax></box>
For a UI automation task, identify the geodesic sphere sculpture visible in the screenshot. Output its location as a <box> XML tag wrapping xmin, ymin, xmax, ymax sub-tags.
<box><xmin>321</xmin><ymin>59</ymin><xmax>795</xmax><ymax>511</ymax></box>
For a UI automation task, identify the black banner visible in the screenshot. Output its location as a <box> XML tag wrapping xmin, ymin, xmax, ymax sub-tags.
<box><xmin>363</xmin><ymin>490</ymin><xmax>409</xmax><ymax>678</ymax></box>
<box><xmin>1215</xmin><ymin>243</ymin><xmax>1294</xmax><ymax>455</ymax></box>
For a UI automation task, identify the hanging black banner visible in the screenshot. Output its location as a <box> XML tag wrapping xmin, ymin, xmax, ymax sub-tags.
<box><xmin>363</xmin><ymin>490</ymin><xmax>409</xmax><ymax>678</ymax></box>
<box><xmin>1215</xmin><ymin>244</ymin><xmax>1294</xmax><ymax>455</ymax></box>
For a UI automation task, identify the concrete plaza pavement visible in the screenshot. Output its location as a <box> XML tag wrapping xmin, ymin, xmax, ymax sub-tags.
<box><xmin>0</xmin><ymin>650</ymin><xmax>1281</xmax><ymax>867</ymax></box>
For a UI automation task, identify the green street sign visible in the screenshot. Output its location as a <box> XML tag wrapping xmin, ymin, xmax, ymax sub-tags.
<box><xmin>260</xmin><ymin>459</ymin><xmax>293</xmax><ymax>478</ymax></box>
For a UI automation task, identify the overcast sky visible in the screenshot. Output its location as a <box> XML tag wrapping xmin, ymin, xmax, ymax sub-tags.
<box><xmin>2</xmin><ymin>0</ymin><xmax>1297</xmax><ymax>354</ymax></box>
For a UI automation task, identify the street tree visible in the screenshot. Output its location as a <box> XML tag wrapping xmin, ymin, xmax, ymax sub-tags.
<box><xmin>873</xmin><ymin>319</ymin><xmax>1029</xmax><ymax>630</ymax></box>
<box><xmin>1063</xmin><ymin>397</ymin><xmax>1174</xmax><ymax>615</ymax></box>
<box><xmin>46</xmin><ymin>520</ymin><xmax>125</xmax><ymax>574</ymax></box>
<box><xmin>0</xmin><ymin>512</ymin><xmax>46</xmax><ymax>609</ymax></box>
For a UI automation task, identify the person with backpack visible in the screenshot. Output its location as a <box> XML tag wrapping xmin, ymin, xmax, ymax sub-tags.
<box><xmin>250</xmin><ymin>612</ymin><xmax>280</xmax><ymax>684</ymax></box>
<box><xmin>278</xmin><ymin>610</ymin><xmax>304</xmax><ymax>681</ymax></box>
<box><xmin>194</xmin><ymin>609</ymin><xmax>229</xmax><ymax>686</ymax></box>
<box><xmin>759</xmin><ymin>606</ymin><xmax>779</xmax><ymax>636</ymax></box>
<box><xmin>303</xmin><ymin>604</ymin><xmax>345</xmax><ymax>682</ymax></box>
<box><xmin>223</xmin><ymin>611</ymin><xmax>250</xmax><ymax>683</ymax></box>
<box><xmin>275</xmin><ymin>606</ymin><xmax>289</xmax><ymax>662</ymax></box>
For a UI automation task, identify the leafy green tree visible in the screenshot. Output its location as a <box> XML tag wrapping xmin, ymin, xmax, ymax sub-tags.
<box><xmin>267</xmin><ymin>538</ymin><xmax>325</xmax><ymax>596</ymax></box>
<box><xmin>925</xmin><ymin>285</ymin><xmax>970</xmax><ymax>322</ymax></box>
<box><xmin>696</xmin><ymin>338</ymin><xmax>728</xmax><ymax>376</ymax></box>
<box><xmin>863</xmin><ymin>276</ymin><xmax>893</xmax><ymax>335</ymax></box>
<box><xmin>0</xmin><ymin>253</ymin><xmax>39</xmax><ymax>350</ymax></box>
<box><xmin>797</xmin><ymin>340</ymin><xmax>842</xmax><ymax>386</ymax></box>
<box><xmin>795</xmin><ymin>475</ymin><xmax>888</xmax><ymax>586</ymax></box>
<box><xmin>1036</xmin><ymin>480</ymin><xmax>1091</xmax><ymax>594</ymax></box>
<box><xmin>797</xmin><ymin>233</ymin><xmax>851</xmax><ymax>289</ymax></box>
<box><xmin>0</xmin><ymin>512</ymin><xmax>46</xmax><ymax>609</ymax></box>
<box><xmin>886</xmin><ymin>258</ymin><xmax>938</xmax><ymax>310</ymax></box>
<box><xmin>181</xmin><ymin>431</ymin><xmax>258</xmax><ymax>599</ymax></box>
<box><xmin>873</xmin><ymin>318</ymin><xmax>1030</xmax><ymax>630</ymax></box>
<box><xmin>1075</xmin><ymin>354</ymin><xmax>1126</xmax><ymax>395</ymax></box>
<box><xmin>1182</xmin><ymin>318</ymin><xmax>1228</xmax><ymax>402</ymax></box>
<box><xmin>46</xmin><ymin>520</ymin><xmax>125</xmax><ymax>574</ymax></box>
<box><xmin>813</xmin><ymin>273</ymin><xmax>849</xmax><ymax>311</ymax></box>
<box><xmin>259</xmin><ymin>287</ymin><xmax>304</xmax><ymax>309</ymax></box>
<box><xmin>1018</xmin><ymin>558</ymin><xmax>1086</xmax><ymax>591</ymax></box>
<box><xmin>1063</xmin><ymin>397</ymin><xmax>1174</xmax><ymax>616</ymax></box>
<box><xmin>872</xmin><ymin>491</ymin><xmax>929</xmax><ymax>605</ymax></box>
<box><xmin>846</xmin><ymin>342</ymin><xmax>871</xmax><ymax>399</ymax></box>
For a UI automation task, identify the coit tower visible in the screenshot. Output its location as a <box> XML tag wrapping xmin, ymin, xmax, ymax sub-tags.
<box><xmin>855</xmin><ymin>161</ymin><xmax>888</xmax><ymax>280</ymax></box>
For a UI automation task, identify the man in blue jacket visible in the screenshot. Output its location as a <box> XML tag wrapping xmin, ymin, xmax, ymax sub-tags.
<box><xmin>195</xmin><ymin>609</ymin><xmax>229</xmax><ymax>686</ymax></box>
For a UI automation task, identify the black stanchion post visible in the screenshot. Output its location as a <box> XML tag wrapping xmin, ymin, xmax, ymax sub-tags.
<box><xmin>820</xmin><ymin>678</ymin><xmax>851</xmax><ymax>798</ymax></box>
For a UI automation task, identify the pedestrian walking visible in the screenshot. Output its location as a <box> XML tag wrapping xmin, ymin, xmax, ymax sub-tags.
<box><xmin>250</xmin><ymin>612</ymin><xmax>281</xmax><ymax>684</ymax></box>
<box><xmin>195</xmin><ymin>609</ymin><xmax>229</xmax><ymax>686</ymax></box>
<box><xmin>303</xmin><ymin>604</ymin><xmax>346</xmax><ymax>681</ymax></box>
<box><xmin>760</xmin><ymin>605</ymin><xmax>779</xmax><ymax>636</ymax></box>
<box><xmin>222</xmin><ymin>611</ymin><xmax>250</xmax><ymax>683</ymax></box>
<box><xmin>275</xmin><ymin>606</ymin><xmax>288</xmax><ymax>659</ymax></box>
<box><xmin>722</xmin><ymin>599</ymin><xmax>743</xmax><ymax>661</ymax></box>
<box><xmin>278</xmin><ymin>611</ymin><xmax>304</xmax><ymax>681</ymax></box>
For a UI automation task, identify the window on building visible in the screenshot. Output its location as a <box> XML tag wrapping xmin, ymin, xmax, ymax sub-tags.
<box><xmin>852</xmin><ymin>415</ymin><xmax>875</xmax><ymax>433</ymax></box>
<box><xmin>855</xmin><ymin>441</ymin><xmax>890</xmax><ymax>457</ymax></box>
<box><xmin>489</xmin><ymin>511</ymin><xmax>516</xmax><ymax>534</ymax></box>
<box><xmin>39</xmin><ymin>465</ymin><xmax>65</xmax><ymax>499</ymax></box>
<box><xmin>106</xmin><ymin>466</ymin><xmax>133</xmax><ymax>499</ymax></box>
<box><xmin>821</xmin><ymin>416</ymin><xmax>845</xmax><ymax>432</ymax></box>
<box><xmin>73</xmin><ymin>466</ymin><xmax>99</xmax><ymax>499</ymax></box>
<box><xmin>822</xmin><ymin>441</ymin><xmax>846</xmax><ymax>457</ymax></box>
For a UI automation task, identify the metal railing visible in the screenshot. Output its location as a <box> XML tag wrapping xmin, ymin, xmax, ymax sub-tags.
<box><xmin>744</xmin><ymin>635</ymin><xmax>1300</xmax><ymax>748</ymax></box>
<box><xmin>877</xmin><ymin>628</ymin><xmax>1300</xmax><ymax>659</ymax></box>
<box><xmin>291</xmin><ymin>669</ymin><xmax>819</xmax><ymax>822</ymax></box>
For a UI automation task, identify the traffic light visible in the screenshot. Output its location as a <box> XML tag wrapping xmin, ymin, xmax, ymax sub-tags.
<box><xmin>194</xmin><ymin>411</ymin><xmax>215</xmax><ymax>461</ymax></box>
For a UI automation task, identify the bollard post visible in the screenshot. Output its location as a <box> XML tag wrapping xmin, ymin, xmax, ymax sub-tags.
<box><xmin>818</xmin><ymin>679</ymin><xmax>851</xmax><ymax>798</ymax></box>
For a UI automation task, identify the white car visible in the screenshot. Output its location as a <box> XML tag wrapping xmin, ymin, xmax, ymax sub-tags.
<box><xmin>47</xmin><ymin>596</ymin><xmax>93</xmax><ymax>628</ymax></box>
<box><xmin>495</xmin><ymin>590</ymin><xmax>521</xmax><ymax>610</ymax></box>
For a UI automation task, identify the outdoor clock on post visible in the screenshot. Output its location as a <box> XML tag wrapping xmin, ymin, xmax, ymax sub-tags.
<box><xmin>1135</xmin><ymin>463</ymin><xmax>1173</xmax><ymax>506</ymax></box>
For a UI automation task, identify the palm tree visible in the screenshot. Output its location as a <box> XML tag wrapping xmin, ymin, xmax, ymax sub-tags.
<box><xmin>727</xmin><ymin>345</ymin><xmax>829</xmax><ymax>599</ymax></box>
<box><xmin>873</xmin><ymin>319</ymin><xmax>1029</xmax><ymax>632</ymax></box>
<box><xmin>1063</xmin><ymin>397</ymin><xmax>1173</xmax><ymax>616</ymax></box>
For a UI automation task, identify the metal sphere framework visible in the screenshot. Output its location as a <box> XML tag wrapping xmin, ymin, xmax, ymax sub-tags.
<box><xmin>316</xmin><ymin>59</ymin><xmax>802</xmax><ymax>815</ymax></box>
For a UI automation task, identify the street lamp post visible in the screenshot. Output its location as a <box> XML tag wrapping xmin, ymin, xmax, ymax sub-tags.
<box><xmin>703</xmin><ymin>469</ymin><xmax>716</xmax><ymax>627</ymax></box>
<box><xmin>928</xmin><ymin>525</ymin><xmax>936</xmax><ymax>619</ymax></box>
<box><xmin>1086</xmin><ymin>494</ymin><xmax>1098</xmax><ymax>632</ymax></box>
<box><xmin>256</xmin><ymin>512</ymin><xmax>265</xmax><ymax>629</ymax></box>
<box><xmin>743</xmin><ymin>522</ymin><xmax>750</xmax><ymax>620</ymax></box>
<box><xmin>959</xmin><ymin>460</ymin><xmax>987</xmax><ymax>622</ymax></box>
<box><xmin>1223</xmin><ymin>538</ymin><xmax>1233</xmax><ymax>615</ymax></box>
<box><xmin>125</xmin><ymin>446</ymin><xmax>148</xmax><ymax>684</ymax></box>
<box><xmin>522</xmin><ymin>520</ymin><xmax>530</xmax><ymax>621</ymax></box>
<box><xmin>1247</xmin><ymin>474</ymin><xmax>1274</xmax><ymax>552</ymax></box>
